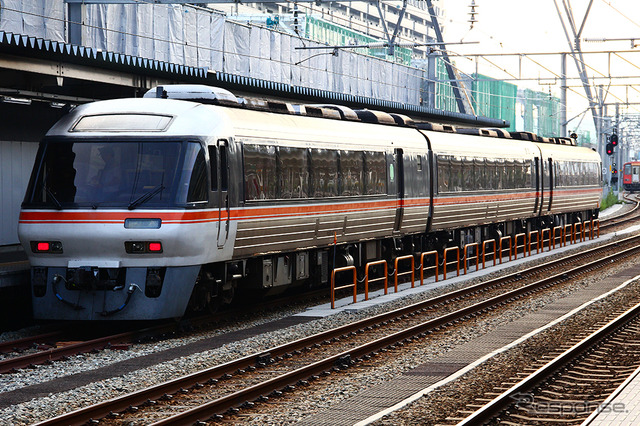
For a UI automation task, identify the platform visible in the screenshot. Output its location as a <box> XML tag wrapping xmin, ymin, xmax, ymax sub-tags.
<box><xmin>0</xmin><ymin>245</ymin><xmax>28</xmax><ymax>289</ymax></box>
<box><xmin>581</xmin><ymin>364</ymin><xmax>640</xmax><ymax>425</ymax></box>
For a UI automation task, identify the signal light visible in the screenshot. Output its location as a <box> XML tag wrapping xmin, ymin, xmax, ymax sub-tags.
<box><xmin>611</xmin><ymin>133</ymin><xmax>619</xmax><ymax>146</ymax></box>
<box><xmin>606</xmin><ymin>143</ymin><xmax>614</xmax><ymax>155</ymax></box>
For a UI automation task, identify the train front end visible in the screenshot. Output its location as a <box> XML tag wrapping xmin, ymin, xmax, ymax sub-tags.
<box><xmin>18</xmin><ymin>98</ymin><xmax>229</xmax><ymax>320</ymax></box>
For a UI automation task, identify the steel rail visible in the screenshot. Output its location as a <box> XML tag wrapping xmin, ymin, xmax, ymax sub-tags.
<box><xmin>0</xmin><ymin>330</ymin><xmax>147</xmax><ymax>374</ymax></box>
<box><xmin>0</xmin><ymin>318</ymin><xmax>202</xmax><ymax>374</ymax></box>
<box><xmin>0</xmin><ymin>286</ymin><xmax>329</xmax><ymax>375</ymax></box>
<box><xmin>600</xmin><ymin>194</ymin><xmax>640</xmax><ymax>229</ymax></box>
<box><xmin>457</xmin><ymin>300</ymin><xmax>640</xmax><ymax>425</ymax></box>
<box><xmin>0</xmin><ymin>330</ymin><xmax>66</xmax><ymax>354</ymax></box>
<box><xmin>37</xmin><ymin>234</ymin><xmax>640</xmax><ymax>425</ymax></box>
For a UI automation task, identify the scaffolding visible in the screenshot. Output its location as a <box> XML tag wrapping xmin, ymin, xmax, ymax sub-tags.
<box><xmin>305</xmin><ymin>15</ymin><xmax>413</xmax><ymax>65</ymax></box>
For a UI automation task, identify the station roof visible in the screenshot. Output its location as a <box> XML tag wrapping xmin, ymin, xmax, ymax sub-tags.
<box><xmin>0</xmin><ymin>31</ymin><xmax>508</xmax><ymax>128</ymax></box>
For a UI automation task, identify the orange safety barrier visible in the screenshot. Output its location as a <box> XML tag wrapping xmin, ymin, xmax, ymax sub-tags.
<box><xmin>365</xmin><ymin>260</ymin><xmax>388</xmax><ymax>298</ymax></box>
<box><xmin>585</xmin><ymin>220</ymin><xmax>593</xmax><ymax>240</ymax></box>
<box><xmin>420</xmin><ymin>251</ymin><xmax>439</xmax><ymax>285</ymax></box>
<box><xmin>394</xmin><ymin>255</ymin><xmax>415</xmax><ymax>292</ymax></box>
<box><xmin>552</xmin><ymin>226</ymin><xmax>563</xmax><ymax>249</ymax></box>
<box><xmin>514</xmin><ymin>233</ymin><xmax>527</xmax><ymax>259</ymax></box>
<box><xmin>592</xmin><ymin>219</ymin><xmax>600</xmax><ymax>238</ymax></box>
<box><xmin>498</xmin><ymin>236</ymin><xmax>512</xmax><ymax>264</ymax></box>
<box><xmin>563</xmin><ymin>223</ymin><xmax>574</xmax><ymax>246</ymax></box>
<box><xmin>330</xmin><ymin>266</ymin><xmax>357</xmax><ymax>309</ymax></box>
<box><xmin>580</xmin><ymin>221</ymin><xmax>586</xmax><ymax>241</ymax></box>
<box><xmin>443</xmin><ymin>246</ymin><xmax>460</xmax><ymax>280</ymax></box>
<box><xmin>528</xmin><ymin>230</ymin><xmax>540</xmax><ymax>255</ymax></box>
<box><xmin>463</xmin><ymin>243</ymin><xmax>479</xmax><ymax>274</ymax></box>
<box><xmin>541</xmin><ymin>228</ymin><xmax>551</xmax><ymax>252</ymax></box>
<box><xmin>482</xmin><ymin>239</ymin><xmax>497</xmax><ymax>268</ymax></box>
<box><xmin>574</xmin><ymin>222</ymin><xmax>584</xmax><ymax>243</ymax></box>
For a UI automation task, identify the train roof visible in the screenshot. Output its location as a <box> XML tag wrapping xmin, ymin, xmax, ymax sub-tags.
<box><xmin>141</xmin><ymin>85</ymin><xmax>579</xmax><ymax>147</ymax></box>
<box><xmin>45</xmin><ymin>85</ymin><xmax>593</xmax><ymax>160</ymax></box>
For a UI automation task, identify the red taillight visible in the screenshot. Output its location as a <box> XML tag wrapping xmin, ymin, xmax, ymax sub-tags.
<box><xmin>148</xmin><ymin>242</ymin><xmax>162</xmax><ymax>252</ymax></box>
<box><xmin>31</xmin><ymin>241</ymin><xmax>63</xmax><ymax>253</ymax></box>
<box><xmin>125</xmin><ymin>241</ymin><xmax>163</xmax><ymax>254</ymax></box>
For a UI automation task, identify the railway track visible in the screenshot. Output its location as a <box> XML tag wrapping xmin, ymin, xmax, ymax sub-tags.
<box><xmin>450</xmin><ymin>299</ymin><xmax>640</xmax><ymax>425</ymax></box>
<box><xmin>34</xmin><ymin>233</ymin><xmax>640</xmax><ymax>425</ymax></box>
<box><xmin>1</xmin><ymin>195</ymin><xmax>637</xmax><ymax>372</ymax></box>
<box><xmin>0</xmin><ymin>288</ymin><xmax>327</xmax><ymax>375</ymax></box>
<box><xmin>599</xmin><ymin>192</ymin><xmax>640</xmax><ymax>232</ymax></box>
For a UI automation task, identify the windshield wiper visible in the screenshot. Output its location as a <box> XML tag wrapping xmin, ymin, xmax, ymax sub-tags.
<box><xmin>42</xmin><ymin>183</ymin><xmax>63</xmax><ymax>210</ymax></box>
<box><xmin>128</xmin><ymin>184</ymin><xmax>165</xmax><ymax>210</ymax></box>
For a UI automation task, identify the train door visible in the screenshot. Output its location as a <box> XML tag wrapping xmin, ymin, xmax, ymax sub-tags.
<box><xmin>391</xmin><ymin>148</ymin><xmax>404</xmax><ymax>232</ymax></box>
<box><xmin>548</xmin><ymin>158</ymin><xmax>554</xmax><ymax>211</ymax></box>
<box><xmin>209</xmin><ymin>140</ymin><xmax>230</xmax><ymax>248</ymax></box>
<box><xmin>534</xmin><ymin>157</ymin><xmax>540</xmax><ymax>215</ymax></box>
<box><xmin>538</xmin><ymin>157</ymin><xmax>553</xmax><ymax>213</ymax></box>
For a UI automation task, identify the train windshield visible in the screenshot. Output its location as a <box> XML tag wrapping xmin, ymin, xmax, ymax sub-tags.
<box><xmin>24</xmin><ymin>140</ymin><xmax>208</xmax><ymax>209</ymax></box>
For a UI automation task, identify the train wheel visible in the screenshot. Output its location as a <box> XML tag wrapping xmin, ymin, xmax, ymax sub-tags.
<box><xmin>221</xmin><ymin>286</ymin><xmax>235</xmax><ymax>305</ymax></box>
<box><xmin>207</xmin><ymin>293</ymin><xmax>220</xmax><ymax>314</ymax></box>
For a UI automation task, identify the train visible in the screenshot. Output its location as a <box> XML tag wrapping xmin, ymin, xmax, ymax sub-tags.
<box><xmin>18</xmin><ymin>85</ymin><xmax>603</xmax><ymax>321</ymax></box>
<box><xmin>622</xmin><ymin>161</ymin><xmax>640</xmax><ymax>192</ymax></box>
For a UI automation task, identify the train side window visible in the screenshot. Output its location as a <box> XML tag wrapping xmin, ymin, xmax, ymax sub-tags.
<box><xmin>485</xmin><ymin>159</ymin><xmax>496</xmax><ymax>190</ymax></box>
<box><xmin>310</xmin><ymin>148</ymin><xmax>338</xmax><ymax>197</ymax></box>
<box><xmin>513</xmin><ymin>160</ymin><xmax>523</xmax><ymax>188</ymax></box>
<box><xmin>524</xmin><ymin>160</ymin><xmax>532</xmax><ymax>188</ymax></box>
<box><xmin>220</xmin><ymin>143</ymin><xmax>228</xmax><ymax>191</ymax></box>
<box><xmin>186</xmin><ymin>146</ymin><xmax>208</xmax><ymax>203</ymax></box>
<box><xmin>463</xmin><ymin>158</ymin><xmax>474</xmax><ymax>190</ymax></box>
<box><xmin>450</xmin><ymin>157</ymin><xmax>462</xmax><ymax>192</ymax></box>
<box><xmin>505</xmin><ymin>161</ymin><xmax>515</xmax><ymax>189</ymax></box>
<box><xmin>243</xmin><ymin>144</ymin><xmax>277</xmax><ymax>200</ymax></box>
<box><xmin>278</xmin><ymin>146</ymin><xmax>308</xmax><ymax>199</ymax></box>
<box><xmin>340</xmin><ymin>150</ymin><xmax>364</xmax><ymax>196</ymax></box>
<box><xmin>475</xmin><ymin>158</ymin><xmax>487</xmax><ymax>190</ymax></box>
<box><xmin>208</xmin><ymin>146</ymin><xmax>218</xmax><ymax>191</ymax></box>
<box><xmin>364</xmin><ymin>151</ymin><xmax>387</xmax><ymax>195</ymax></box>
<box><xmin>437</xmin><ymin>155</ymin><xmax>450</xmax><ymax>193</ymax></box>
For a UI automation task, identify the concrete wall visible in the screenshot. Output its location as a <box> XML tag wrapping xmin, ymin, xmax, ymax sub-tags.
<box><xmin>0</xmin><ymin>141</ymin><xmax>38</xmax><ymax>246</ymax></box>
<box><xmin>0</xmin><ymin>103</ymin><xmax>65</xmax><ymax>246</ymax></box>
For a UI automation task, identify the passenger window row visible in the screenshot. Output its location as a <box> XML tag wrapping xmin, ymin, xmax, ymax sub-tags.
<box><xmin>243</xmin><ymin>145</ymin><xmax>387</xmax><ymax>200</ymax></box>
<box><xmin>554</xmin><ymin>161</ymin><xmax>600</xmax><ymax>186</ymax></box>
<box><xmin>437</xmin><ymin>155</ymin><xmax>534</xmax><ymax>193</ymax></box>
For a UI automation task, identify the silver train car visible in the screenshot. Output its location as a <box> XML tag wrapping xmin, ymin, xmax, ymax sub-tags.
<box><xmin>18</xmin><ymin>85</ymin><xmax>602</xmax><ymax>321</ymax></box>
